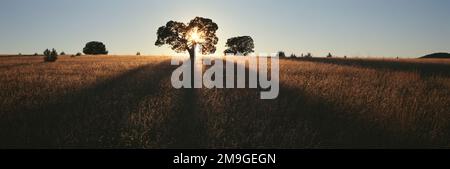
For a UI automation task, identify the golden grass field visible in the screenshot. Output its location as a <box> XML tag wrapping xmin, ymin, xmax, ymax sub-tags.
<box><xmin>0</xmin><ymin>55</ymin><xmax>449</xmax><ymax>148</ymax></box>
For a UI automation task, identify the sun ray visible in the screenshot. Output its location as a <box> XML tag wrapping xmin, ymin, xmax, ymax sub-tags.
<box><xmin>187</xmin><ymin>27</ymin><xmax>205</xmax><ymax>43</ymax></box>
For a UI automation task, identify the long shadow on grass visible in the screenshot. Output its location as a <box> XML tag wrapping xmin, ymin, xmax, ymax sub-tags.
<box><xmin>159</xmin><ymin>88</ymin><xmax>207</xmax><ymax>148</ymax></box>
<box><xmin>202</xmin><ymin>58</ymin><xmax>438</xmax><ymax>148</ymax></box>
<box><xmin>293</xmin><ymin>58</ymin><xmax>450</xmax><ymax>77</ymax></box>
<box><xmin>276</xmin><ymin>85</ymin><xmax>440</xmax><ymax>148</ymax></box>
<box><xmin>0</xmin><ymin>59</ymin><xmax>209</xmax><ymax>148</ymax></box>
<box><xmin>0</xmin><ymin>60</ymin><xmax>175</xmax><ymax>148</ymax></box>
<box><xmin>160</xmin><ymin>59</ymin><xmax>207</xmax><ymax>148</ymax></box>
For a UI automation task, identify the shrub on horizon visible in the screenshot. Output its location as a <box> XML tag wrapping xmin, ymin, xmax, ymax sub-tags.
<box><xmin>43</xmin><ymin>48</ymin><xmax>58</xmax><ymax>62</ymax></box>
<box><xmin>278</xmin><ymin>51</ymin><xmax>286</xmax><ymax>57</ymax></box>
<box><xmin>327</xmin><ymin>53</ymin><xmax>333</xmax><ymax>58</ymax></box>
<box><xmin>305</xmin><ymin>53</ymin><xmax>313</xmax><ymax>58</ymax></box>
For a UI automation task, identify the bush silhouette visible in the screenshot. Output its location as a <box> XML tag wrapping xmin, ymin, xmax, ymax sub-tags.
<box><xmin>83</xmin><ymin>41</ymin><xmax>108</xmax><ymax>55</ymax></box>
<box><xmin>136</xmin><ymin>52</ymin><xmax>141</xmax><ymax>56</ymax></box>
<box><xmin>278</xmin><ymin>51</ymin><xmax>286</xmax><ymax>57</ymax></box>
<box><xmin>76</xmin><ymin>52</ymin><xmax>82</xmax><ymax>56</ymax></box>
<box><xmin>43</xmin><ymin>49</ymin><xmax>50</xmax><ymax>57</ymax></box>
<box><xmin>60</xmin><ymin>51</ymin><xmax>66</xmax><ymax>55</ymax></box>
<box><xmin>43</xmin><ymin>48</ymin><xmax>58</xmax><ymax>62</ymax></box>
<box><xmin>327</xmin><ymin>53</ymin><xmax>333</xmax><ymax>58</ymax></box>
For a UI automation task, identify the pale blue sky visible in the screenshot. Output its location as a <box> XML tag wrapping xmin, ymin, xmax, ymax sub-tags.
<box><xmin>1</xmin><ymin>0</ymin><xmax>449</xmax><ymax>57</ymax></box>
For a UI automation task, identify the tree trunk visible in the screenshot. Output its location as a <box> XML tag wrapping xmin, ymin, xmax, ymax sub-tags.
<box><xmin>188</xmin><ymin>46</ymin><xmax>195</xmax><ymax>60</ymax></box>
<box><xmin>188</xmin><ymin>45</ymin><xmax>196</xmax><ymax>88</ymax></box>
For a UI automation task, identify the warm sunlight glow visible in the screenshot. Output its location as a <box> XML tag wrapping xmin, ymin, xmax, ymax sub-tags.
<box><xmin>190</xmin><ymin>32</ymin><xmax>201</xmax><ymax>42</ymax></box>
<box><xmin>187</xmin><ymin>27</ymin><xmax>205</xmax><ymax>43</ymax></box>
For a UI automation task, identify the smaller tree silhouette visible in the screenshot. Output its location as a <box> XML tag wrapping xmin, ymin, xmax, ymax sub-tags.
<box><xmin>224</xmin><ymin>36</ymin><xmax>254</xmax><ymax>56</ymax></box>
<box><xmin>60</xmin><ymin>51</ymin><xmax>66</xmax><ymax>55</ymax></box>
<box><xmin>83</xmin><ymin>41</ymin><xmax>108</xmax><ymax>55</ymax></box>
<box><xmin>76</xmin><ymin>52</ymin><xmax>82</xmax><ymax>56</ymax></box>
<box><xmin>136</xmin><ymin>52</ymin><xmax>141</xmax><ymax>56</ymax></box>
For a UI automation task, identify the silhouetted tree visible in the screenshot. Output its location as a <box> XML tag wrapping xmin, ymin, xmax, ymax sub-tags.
<box><xmin>34</xmin><ymin>53</ymin><xmax>39</xmax><ymax>56</ymax></box>
<box><xmin>156</xmin><ymin>17</ymin><xmax>218</xmax><ymax>88</ymax></box>
<box><xmin>76</xmin><ymin>52</ymin><xmax>82</xmax><ymax>56</ymax></box>
<box><xmin>278</xmin><ymin>51</ymin><xmax>286</xmax><ymax>57</ymax></box>
<box><xmin>327</xmin><ymin>53</ymin><xmax>333</xmax><ymax>58</ymax></box>
<box><xmin>290</xmin><ymin>54</ymin><xmax>297</xmax><ymax>58</ymax></box>
<box><xmin>155</xmin><ymin>17</ymin><xmax>219</xmax><ymax>59</ymax></box>
<box><xmin>43</xmin><ymin>48</ymin><xmax>58</xmax><ymax>62</ymax></box>
<box><xmin>83</xmin><ymin>41</ymin><xmax>108</xmax><ymax>55</ymax></box>
<box><xmin>60</xmin><ymin>51</ymin><xmax>66</xmax><ymax>55</ymax></box>
<box><xmin>224</xmin><ymin>36</ymin><xmax>254</xmax><ymax>56</ymax></box>
<box><xmin>136</xmin><ymin>52</ymin><xmax>141</xmax><ymax>56</ymax></box>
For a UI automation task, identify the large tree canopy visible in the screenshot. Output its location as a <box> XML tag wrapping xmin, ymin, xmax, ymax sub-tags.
<box><xmin>155</xmin><ymin>17</ymin><xmax>219</xmax><ymax>57</ymax></box>
<box><xmin>224</xmin><ymin>36</ymin><xmax>255</xmax><ymax>56</ymax></box>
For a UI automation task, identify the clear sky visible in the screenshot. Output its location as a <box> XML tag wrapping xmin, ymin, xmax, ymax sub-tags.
<box><xmin>1</xmin><ymin>0</ymin><xmax>449</xmax><ymax>57</ymax></box>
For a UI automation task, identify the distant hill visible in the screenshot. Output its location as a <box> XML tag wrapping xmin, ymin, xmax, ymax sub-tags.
<box><xmin>420</xmin><ymin>53</ymin><xmax>450</xmax><ymax>59</ymax></box>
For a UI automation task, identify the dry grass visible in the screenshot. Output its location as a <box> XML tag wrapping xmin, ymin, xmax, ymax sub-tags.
<box><xmin>0</xmin><ymin>56</ymin><xmax>449</xmax><ymax>148</ymax></box>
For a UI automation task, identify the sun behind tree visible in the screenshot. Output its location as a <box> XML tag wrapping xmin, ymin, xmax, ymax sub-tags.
<box><xmin>155</xmin><ymin>17</ymin><xmax>219</xmax><ymax>59</ymax></box>
<box><xmin>187</xmin><ymin>27</ymin><xmax>205</xmax><ymax>44</ymax></box>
